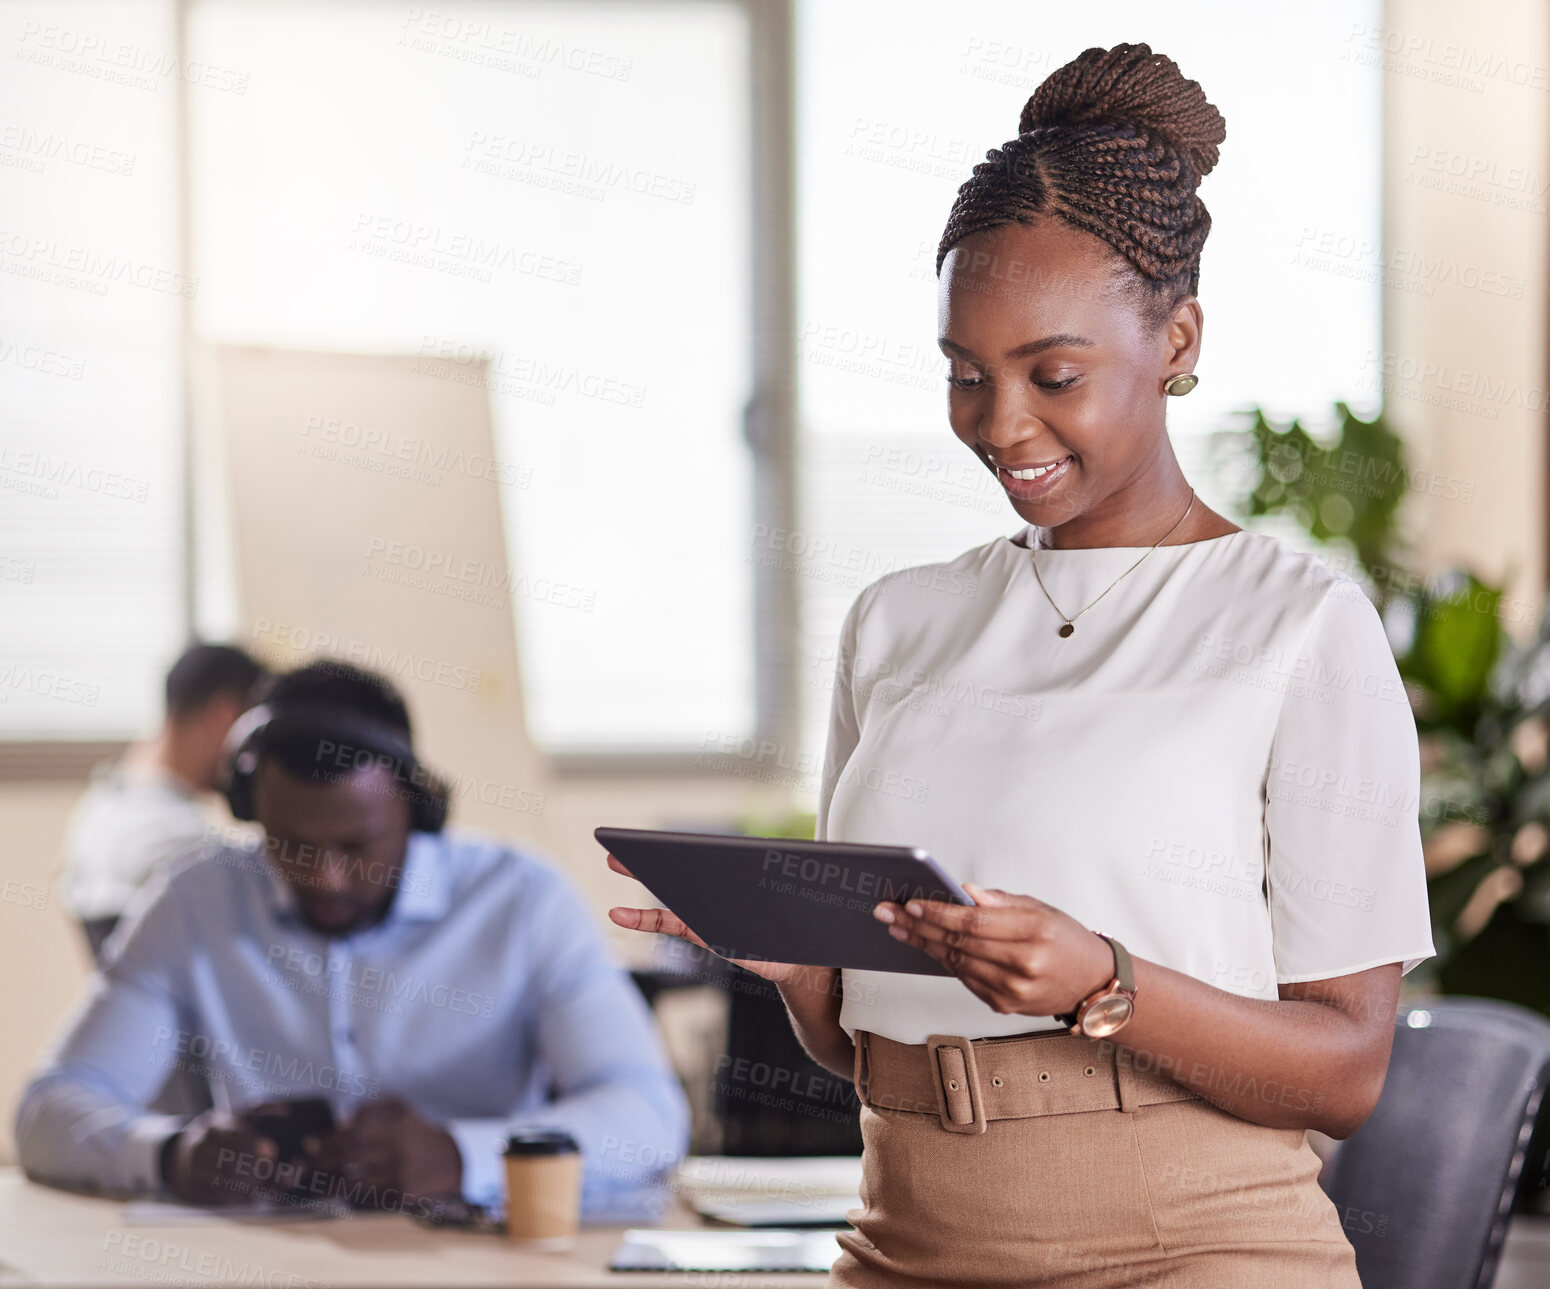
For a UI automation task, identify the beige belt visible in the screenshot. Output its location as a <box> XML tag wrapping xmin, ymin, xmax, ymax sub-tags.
<box><xmin>853</xmin><ymin>1029</ymin><xmax>1201</xmax><ymax>1135</ymax></box>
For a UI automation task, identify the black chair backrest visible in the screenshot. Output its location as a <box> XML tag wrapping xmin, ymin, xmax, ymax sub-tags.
<box><xmin>1320</xmin><ymin>996</ymin><xmax>1550</xmax><ymax>1289</ymax></box>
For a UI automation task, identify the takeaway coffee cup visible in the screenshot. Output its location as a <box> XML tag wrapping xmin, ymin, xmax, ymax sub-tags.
<box><xmin>502</xmin><ymin>1129</ymin><xmax>582</xmax><ymax>1249</ymax></box>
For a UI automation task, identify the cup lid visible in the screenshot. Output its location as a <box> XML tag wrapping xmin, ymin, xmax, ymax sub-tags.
<box><xmin>504</xmin><ymin>1128</ymin><xmax>580</xmax><ymax>1156</ymax></box>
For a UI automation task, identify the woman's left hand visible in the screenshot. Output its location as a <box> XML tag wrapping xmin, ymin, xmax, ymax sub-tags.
<box><xmin>875</xmin><ymin>883</ymin><xmax>1116</xmax><ymax>1018</ymax></box>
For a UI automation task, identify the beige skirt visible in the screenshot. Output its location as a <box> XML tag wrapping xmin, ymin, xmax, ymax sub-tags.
<box><xmin>829</xmin><ymin>1029</ymin><xmax>1361</xmax><ymax>1288</ymax></box>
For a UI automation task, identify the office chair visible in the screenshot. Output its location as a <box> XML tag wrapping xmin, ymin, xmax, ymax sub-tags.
<box><xmin>1318</xmin><ymin>996</ymin><xmax>1550</xmax><ymax>1289</ymax></box>
<box><xmin>715</xmin><ymin>966</ymin><xmax>864</xmax><ymax>1156</ymax></box>
<box><xmin>629</xmin><ymin>940</ymin><xmax>862</xmax><ymax>1155</ymax></box>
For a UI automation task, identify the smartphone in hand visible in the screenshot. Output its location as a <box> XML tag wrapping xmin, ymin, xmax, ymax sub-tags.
<box><xmin>242</xmin><ymin>1098</ymin><xmax>336</xmax><ymax>1164</ymax></box>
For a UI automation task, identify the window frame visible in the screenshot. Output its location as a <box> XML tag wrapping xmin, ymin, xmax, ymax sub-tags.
<box><xmin>0</xmin><ymin>0</ymin><xmax>799</xmax><ymax>780</ymax></box>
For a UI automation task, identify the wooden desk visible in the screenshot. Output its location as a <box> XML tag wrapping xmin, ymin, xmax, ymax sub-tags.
<box><xmin>7</xmin><ymin>1167</ymin><xmax>1549</xmax><ymax>1287</ymax></box>
<box><xmin>0</xmin><ymin>1169</ymin><xmax>825</xmax><ymax>1287</ymax></box>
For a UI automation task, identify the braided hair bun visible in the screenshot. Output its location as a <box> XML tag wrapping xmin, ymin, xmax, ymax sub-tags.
<box><xmin>937</xmin><ymin>42</ymin><xmax>1227</xmax><ymax>320</ymax></box>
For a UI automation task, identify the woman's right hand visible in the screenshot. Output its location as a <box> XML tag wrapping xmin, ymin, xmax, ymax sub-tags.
<box><xmin>604</xmin><ymin>852</ymin><xmax>805</xmax><ymax>984</ymax></box>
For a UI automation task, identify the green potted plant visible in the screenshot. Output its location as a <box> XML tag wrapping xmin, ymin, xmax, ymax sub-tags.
<box><xmin>1216</xmin><ymin>403</ymin><xmax>1550</xmax><ymax>1015</ymax></box>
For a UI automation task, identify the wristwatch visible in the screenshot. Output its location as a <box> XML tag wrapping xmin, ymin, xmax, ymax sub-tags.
<box><xmin>1055</xmin><ymin>933</ymin><xmax>1138</xmax><ymax>1039</ymax></box>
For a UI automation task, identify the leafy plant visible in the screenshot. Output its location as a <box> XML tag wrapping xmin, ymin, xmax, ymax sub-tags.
<box><xmin>1420</xmin><ymin>603</ymin><xmax>1550</xmax><ymax>1015</ymax></box>
<box><xmin>1221</xmin><ymin>404</ymin><xmax>1550</xmax><ymax>1015</ymax></box>
<box><xmin>735</xmin><ymin>809</ymin><xmax>817</xmax><ymax>841</ymax></box>
<box><xmin>1234</xmin><ymin>402</ymin><xmax>1408</xmax><ymax>588</ymax></box>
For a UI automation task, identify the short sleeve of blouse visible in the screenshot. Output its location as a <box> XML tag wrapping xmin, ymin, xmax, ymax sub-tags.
<box><xmin>1263</xmin><ymin>581</ymin><xmax>1436</xmax><ymax>983</ymax></box>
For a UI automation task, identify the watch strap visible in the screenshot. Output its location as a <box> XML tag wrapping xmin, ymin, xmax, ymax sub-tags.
<box><xmin>1105</xmin><ymin>934</ymin><xmax>1134</xmax><ymax>992</ymax></box>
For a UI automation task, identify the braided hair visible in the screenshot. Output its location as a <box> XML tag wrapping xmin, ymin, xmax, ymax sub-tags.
<box><xmin>937</xmin><ymin>42</ymin><xmax>1227</xmax><ymax>327</ymax></box>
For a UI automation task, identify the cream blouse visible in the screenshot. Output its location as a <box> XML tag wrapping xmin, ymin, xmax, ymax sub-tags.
<box><xmin>818</xmin><ymin>525</ymin><xmax>1436</xmax><ymax>1045</ymax></box>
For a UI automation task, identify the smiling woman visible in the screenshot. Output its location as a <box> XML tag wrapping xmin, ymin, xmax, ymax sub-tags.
<box><xmin>608</xmin><ymin>39</ymin><xmax>1434</xmax><ymax>1289</ymax></box>
<box><xmin>937</xmin><ymin>212</ymin><xmax>1216</xmax><ymax>524</ymax></box>
<box><xmin>813</xmin><ymin>43</ymin><xmax>1432</xmax><ymax>1287</ymax></box>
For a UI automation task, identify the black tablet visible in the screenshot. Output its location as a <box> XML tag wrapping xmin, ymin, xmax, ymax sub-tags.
<box><xmin>596</xmin><ymin>827</ymin><xmax>972</xmax><ymax>976</ymax></box>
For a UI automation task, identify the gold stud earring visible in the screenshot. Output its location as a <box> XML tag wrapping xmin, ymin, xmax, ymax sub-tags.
<box><xmin>1164</xmin><ymin>373</ymin><xmax>1198</xmax><ymax>396</ymax></box>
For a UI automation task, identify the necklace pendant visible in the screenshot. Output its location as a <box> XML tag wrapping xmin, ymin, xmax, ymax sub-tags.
<box><xmin>1058</xmin><ymin>622</ymin><xmax>1075</xmax><ymax>638</ymax></box>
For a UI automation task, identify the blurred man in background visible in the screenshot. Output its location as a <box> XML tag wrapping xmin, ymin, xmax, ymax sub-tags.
<box><xmin>58</xmin><ymin>642</ymin><xmax>269</xmax><ymax>958</ymax></box>
<box><xmin>18</xmin><ymin>660</ymin><xmax>687</xmax><ymax>1219</ymax></box>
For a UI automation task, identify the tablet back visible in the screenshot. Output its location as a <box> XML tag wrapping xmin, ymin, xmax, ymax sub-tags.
<box><xmin>597</xmin><ymin>828</ymin><xmax>968</xmax><ymax>975</ymax></box>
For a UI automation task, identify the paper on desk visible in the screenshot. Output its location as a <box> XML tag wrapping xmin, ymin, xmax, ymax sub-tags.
<box><xmin>611</xmin><ymin>1228</ymin><xmax>842</xmax><ymax>1273</ymax></box>
<box><xmin>121</xmin><ymin>1198</ymin><xmax>348</xmax><ymax>1225</ymax></box>
<box><xmin>693</xmin><ymin>1194</ymin><xmax>861</xmax><ymax>1228</ymax></box>
<box><xmin>675</xmin><ymin>1155</ymin><xmax>863</xmax><ymax>1200</ymax></box>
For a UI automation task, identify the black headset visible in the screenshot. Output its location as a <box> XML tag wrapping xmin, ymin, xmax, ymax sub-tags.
<box><xmin>222</xmin><ymin>700</ymin><xmax>451</xmax><ymax>834</ymax></box>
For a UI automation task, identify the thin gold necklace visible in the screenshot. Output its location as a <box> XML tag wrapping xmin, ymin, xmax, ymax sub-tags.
<box><xmin>1029</xmin><ymin>489</ymin><xmax>1196</xmax><ymax>638</ymax></box>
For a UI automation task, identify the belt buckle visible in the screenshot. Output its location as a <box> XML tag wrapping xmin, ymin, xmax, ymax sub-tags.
<box><xmin>924</xmin><ymin>1033</ymin><xmax>987</xmax><ymax>1134</ymax></box>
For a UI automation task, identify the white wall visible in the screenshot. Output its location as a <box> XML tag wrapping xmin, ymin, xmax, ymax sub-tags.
<box><xmin>1383</xmin><ymin>0</ymin><xmax>1548</xmax><ymax>628</ymax></box>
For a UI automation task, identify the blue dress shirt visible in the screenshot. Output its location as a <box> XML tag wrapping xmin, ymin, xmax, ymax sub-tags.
<box><xmin>15</xmin><ymin>829</ymin><xmax>689</xmax><ymax>1213</ymax></box>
